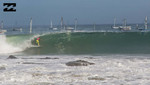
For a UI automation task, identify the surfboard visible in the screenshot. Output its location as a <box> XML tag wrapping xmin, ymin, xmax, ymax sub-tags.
<box><xmin>31</xmin><ymin>45</ymin><xmax>41</xmax><ymax>48</ymax></box>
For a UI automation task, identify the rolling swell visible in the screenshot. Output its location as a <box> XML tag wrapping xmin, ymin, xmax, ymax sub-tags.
<box><xmin>23</xmin><ymin>32</ymin><xmax>150</xmax><ymax>55</ymax></box>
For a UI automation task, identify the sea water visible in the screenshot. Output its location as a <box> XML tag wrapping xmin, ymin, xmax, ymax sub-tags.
<box><xmin>1</xmin><ymin>24</ymin><xmax>150</xmax><ymax>85</ymax></box>
<box><xmin>0</xmin><ymin>55</ymin><xmax>150</xmax><ymax>85</ymax></box>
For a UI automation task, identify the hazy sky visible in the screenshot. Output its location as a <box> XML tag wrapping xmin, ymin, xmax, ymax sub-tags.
<box><xmin>0</xmin><ymin>0</ymin><xmax>150</xmax><ymax>26</ymax></box>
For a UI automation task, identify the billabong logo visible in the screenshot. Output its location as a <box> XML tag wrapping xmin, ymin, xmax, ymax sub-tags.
<box><xmin>3</xmin><ymin>3</ymin><xmax>16</xmax><ymax>12</ymax></box>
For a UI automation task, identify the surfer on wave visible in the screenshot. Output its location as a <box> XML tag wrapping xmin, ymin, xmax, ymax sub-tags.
<box><xmin>36</xmin><ymin>37</ymin><xmax>40</xmax><ymax>46</ymax></box>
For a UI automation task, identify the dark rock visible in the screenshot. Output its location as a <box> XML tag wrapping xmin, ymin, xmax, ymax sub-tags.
<box><xmin>21</xmin><ymin>58</ymin><xmax>34</xmax><ymax>59</ymax></box>
<box><xmin>66</xmin><ymin>60</ymin><xmax>94</xmax><ymax>66</ymax></box>
<box><xmin>88</xmin><ymin>77</ymin><xmax>105</xmax><ymax>81</ymax></box>
<box><xmin>22</xmin><ymin>62</ymin><xmax>44</xmax><ymax>64</ymax></box>
<box><xmin>21</xmin><ymin>57</ymin><xmax>59</xmax><ymax>60</ymax></box>
<box><xmin>39</xmin><ymin>57</ymin><xmax>59</xmax><ymax>59</ymax></box>
<box><xmin>7</xmin><ymin>55</ymin><xmax>17</xmax><ymax>59</ymax></box>
<box><xmin>0</xmin><ymin>66</ymin><xmax>6</xmax><ymax>70</ymax></box>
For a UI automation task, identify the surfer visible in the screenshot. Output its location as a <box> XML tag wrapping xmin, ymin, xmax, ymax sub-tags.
<box><xmin>36</xmin><ymin>37</ymin><xmax>40</xmax><ymax>46</ymax></box>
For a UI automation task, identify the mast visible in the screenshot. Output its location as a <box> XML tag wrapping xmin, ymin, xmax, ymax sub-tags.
<box><xmin>30</xmin><ymin>18</ymin><xmax>32</xmax><ymax>34</ymax></box>
<box><xmin>114</xmin><ymin>18</ymin><xmax>116</xmax><ymax>27</ymax></box>
<box><xmin>50</xmin><ymin>20</ymin><xmax>53</xmax><ymax>28</ymax></box>
<box><xmin>75</xmin><ymin>18</ymin><xmax>77</xmax><ymax>31</ymax></box>
<box><xmin>145</xmin><ymin>16</ymin><xmax>148</xmax><ymax>30</ymax></box>
<box><xmin>123</xmin><ymin>19</ymin><xmax>127</xmax><ymax>27</ymax></box>
<box><xmin>136</xmin><ymin>24</ymin><xmax>139</xmax><ymax>29</ymax></box>
<box><xmin>61</xmin><ymin>16</ymin><xmax>63</xmax><ymax>31</ymax></box>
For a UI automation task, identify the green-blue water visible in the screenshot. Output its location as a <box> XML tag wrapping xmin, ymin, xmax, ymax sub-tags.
<box><xmin>5</xmin><ymin>32</ymin><xmax>150</xmax><ymax>55</ymax></box>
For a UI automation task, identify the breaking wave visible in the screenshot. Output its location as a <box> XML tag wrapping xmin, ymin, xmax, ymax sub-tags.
<box><xmin>1</xmin><ymin>32</ymin><xmax>150</xmax><ymax>55</ymax></box>
<box><xmin>26</xmin><ymin>32</ymin><xmax>150</xmax><ymax>55</ymax></box>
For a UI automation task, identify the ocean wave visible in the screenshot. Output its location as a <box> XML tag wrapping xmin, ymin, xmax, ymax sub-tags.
<box><xmin>27</xmin><ymin>32</ymin><xmax>150</xmax><ymax>55</ymax></box>
<box><xmin>1</xmin><ymin>32</ymin><xmax>150</xmax><ymax>55</ymax></box>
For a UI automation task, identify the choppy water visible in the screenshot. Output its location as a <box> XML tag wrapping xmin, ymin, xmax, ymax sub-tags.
<box><xmin>0</xmin><ymin>55</ymin><xmax>150</xmax><ymax>85</ymax></box>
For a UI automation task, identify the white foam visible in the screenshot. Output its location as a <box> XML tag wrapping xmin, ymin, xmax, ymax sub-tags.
<box><xmin>0</xmin><ymin>34</ymin><xmax>41</xmax><ymax>54</ymax></box>
<box><xmin>0</xmin><ymin>55</ymin><xmax>150</xmax><ymax>84</ymax></box>
<box><xmin>0</xmin><ymin>35</ymin><xmax>22</xmax><ymax>54</ymax></box>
